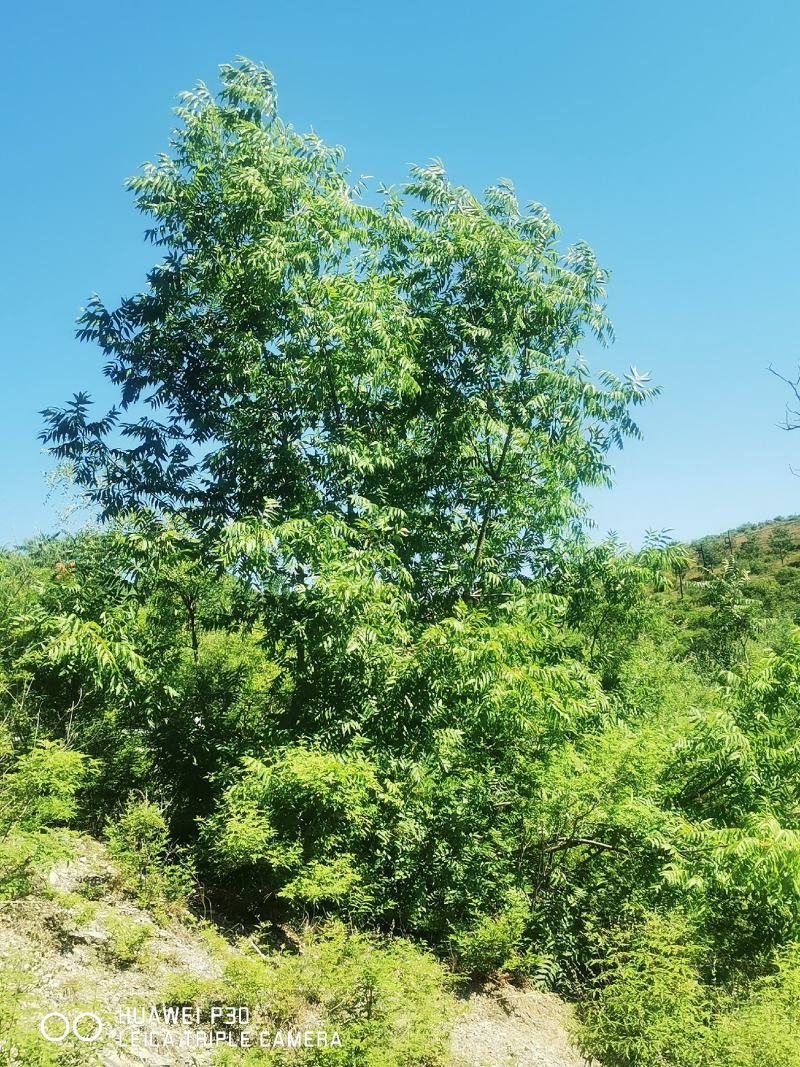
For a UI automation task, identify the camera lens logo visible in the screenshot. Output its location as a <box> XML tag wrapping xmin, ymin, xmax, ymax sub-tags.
<box><xmin>38</xmin><ymin>1012</ymin><xmax>104</xmax><ymax>1043</ymax></box>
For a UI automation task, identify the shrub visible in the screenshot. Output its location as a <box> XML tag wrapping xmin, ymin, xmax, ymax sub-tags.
<box><xmin>217</xmin><ymin>921</ymin><xmax>455</xmax><ymax>1067</ymax></box>
<box><xmin>105</xmin><ymin>797</ymin><xmax>194</xmax><ymax>910</ymax></box>
<box><xmin>0</xmin><ymin>740</ymin><xmax>95</xmax><ymax>897</ymax></box>
<box><xmin>0</xmin><ymin>741</ymin><xmax>94</xmax><ymax>833</ymax></box>
<box><xmin>102</xmin><ymin>914</ymin><xmax>154</xmax><ymax>967</ymax></box>
<box><xmin>452</xmin><ymin>889</ymin><xmax>531</xmax><ymax>975</ymax></box>
<box><xmin>710</xmin><ymin>945</ymin><xmax>800</xmax><ymax>1066</ymax></box>
<box><xmin>201</xmin><ymin>747</ymin><xmax>381</xmax><ymax>919</ymax></box>
<box><xmin>578</xmin><ymin>914</ymin><xmax>710</xmax><ymax>1067</ymax></box>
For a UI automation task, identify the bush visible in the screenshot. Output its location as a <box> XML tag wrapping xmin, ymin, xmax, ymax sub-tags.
<box><xmin>105</xmin><ymin>797</ymin><xmax>194</xmax><ymax>910</ymax></box>
<box><xmin>710</xmin><ymin>946</ymin><xmax>800</xmax><ymax>1066</ymax></box>
<box><xmin>0</xmin><ymin>741</ymin><xmax>94</xmax><ymax>834</ymax></box>
<box><xmin>0</xmin><ymin>960</ymin><xmax>66</xmax><ymax>1066</ymax></box>
<box><xmin>452</xmin><ymin>889</ymin><xmax>531</xmax><ymax>975</ymax></box>
<box><xmin>201</xmin><ymin>747</ymin><xmax>381</xmax><ymax>919</ymax></box>
<box><xmin>214</xmin><ymin>921</ymin><xmax>455</xmax><ymax>1067</ymax></box>
<box><xmin>578</xmin><ymin>914</ymin><xmax>711</xmax><ymax>1067</ymax></box>
<box><xmin>102</xmin><ymin>914</ymin><xmax>154</xmax><ymax>967</ymax></box>
<box><xmin>0</xmin><ymin>740</ymin><xmax>95</xmax><ymax>897</ymax></box>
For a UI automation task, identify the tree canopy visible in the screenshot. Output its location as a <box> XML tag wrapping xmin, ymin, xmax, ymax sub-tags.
<box><xmin>42</xmin><ymin>59</ymin><xmax>653</xmax><ymax>606</ymax></box>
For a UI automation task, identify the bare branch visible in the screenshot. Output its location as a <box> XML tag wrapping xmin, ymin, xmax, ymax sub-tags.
<box><xmin>769</xmin><ymin>364</ymin><xmax>800</xmax><ymax>430</ymax></box>
<box><xmin>542</xmin><ymin>836</ymin><xmax>628</xmax><ymax>855</ymax></box>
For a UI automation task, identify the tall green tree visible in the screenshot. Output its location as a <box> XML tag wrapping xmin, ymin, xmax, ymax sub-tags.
<box><xmin>42</xmin><ymin>59</ymin><xmax>654</xmax><ymax>607</ymax></box>
<box><xmin>693</xmin><ymin>560</ymin><xmax>760</xmax><ymax>669</ymax></box>
<box><xmin>739</xmin><ymin>531</ymin><xmax>760</xmax><ymax>563</ymax></box>
<box><xmin>769</xmin><ymin>525</ymin><xmax>794</xmax><ymax>564</ymax></box>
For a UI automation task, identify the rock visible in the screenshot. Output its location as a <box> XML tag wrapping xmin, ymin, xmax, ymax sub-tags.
<box><xmin>71</xmin><ymin>925</ymin><xmax>109</xmax><ymax>945</ymax></box>
<box><xmin>99</xmin><ymin>1049</ymin><xmax>171</xmax><ymax>1067</ymax></box>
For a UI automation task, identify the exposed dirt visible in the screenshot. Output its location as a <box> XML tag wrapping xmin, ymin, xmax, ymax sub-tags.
<box><xmin>0</xmin><ymin>836</ymin><xmax>596</xmax><ymax>1066</ymax></box>
<box><xmin>451</xmin><ymin>984</ymin><xmax>595</xmax><ymax>1067</ymax></box>
<box><xmin>0</xmin><ymin>836</ymin><xmax>222</xmax><ymax>1065</ymax></box>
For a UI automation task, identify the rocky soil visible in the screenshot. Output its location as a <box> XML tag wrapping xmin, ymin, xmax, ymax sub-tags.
<box><xmin>451</xmin><ymin>984</ymin><xmax>594</xmax><ymax>1067</ymax></box>
<box><xmin>0</xmin><ymin>836</ymin><xmax>593</xmax><ymax>1066</ymax></box>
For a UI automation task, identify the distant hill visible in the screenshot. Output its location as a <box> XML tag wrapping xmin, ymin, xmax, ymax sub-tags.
<box><xmin>686</xmin><ymin>512</ymin><xmax>800</xmax><ymax>563</ymax></box>
<box><xmin>681</xmin><ymin>514</ymin><xmax>800</xmax><ymax>621</ymax></box>
<box><xmin>690</xmin><ymin>514</ymin><xmax>800</xmax><ymax>561</ymax></box>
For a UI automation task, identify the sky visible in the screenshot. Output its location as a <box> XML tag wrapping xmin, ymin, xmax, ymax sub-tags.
<box><xmin>1</xmin><ymin>0</ymin><xmax>798</xmax><ymax>548</ymax></box>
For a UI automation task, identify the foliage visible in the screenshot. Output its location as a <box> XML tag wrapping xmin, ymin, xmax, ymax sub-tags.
<box><xmin>105</xmin><ymin>797</ymin><xmax>194</xmax><ymax>911</ymax></box>
<box><xmin>578</xmin><ymin>914</ymin><xmax>710</xmax><ymax>1067</ymax></box>
<box><xmin>0</xmin><ymin>738</ymin><xmax>95</xmax><ymax>896</ymax></box>
<box><xmin>579</xmin><ymin>927</ymin><xmax>800</xmax><ymax>1067</ymax></box>
<box><xmin>102</xmin><ymin>913</ymin><xmax>154</xmax><ymax>966</ymax></box>
<box><xmin>41</xmin><ymin>59</ymin><xmax>655</xmax><ymax>609</ymax></box>
<box><xmin>688</xmin><ymin>560</ymin><xmax>761</xmax><ymax>669</ymax></box>
<box><xmin>0</xmin><ymin>965</ymin><xmax>52</xmax><ymax>1065</ymax></box>
<box><xmin>7</xmin><ymin>55</ymin><xmax>800</xmax><ymax>1064</ymax></box>
<box><xmin>709</xmin><ymin>945</ymin><xmax>800</xmax><ymax>1066</ymax></box>
<box><xmin>768</xmin><ymin>524</ymin><xmax>794</xmax><ymax>563</ymax></box>
<box><xmin>0</xmin><ymin>741</ymin><xmax>93</xmax><ymax>833</ymax></box>
<box><xmin>214</xmin><ymin>922</ymin><xmax>454</xmax><ymax>1067</ymax></box>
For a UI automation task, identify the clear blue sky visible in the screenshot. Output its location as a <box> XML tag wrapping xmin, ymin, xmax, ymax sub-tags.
<box><xmin>1</xmin><ymin>1</ymin><xmax>799</xmax><ymax>547</ymax></box>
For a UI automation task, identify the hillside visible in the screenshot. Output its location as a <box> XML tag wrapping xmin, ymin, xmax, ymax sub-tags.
<box><xmin>690</xmin><ymin>514</ymin><xmax>800</xmax><ymax>567</ymax></box>
<box><xmin>1</xmin><ymin>833</ymin><xmax>589</xmax><ymax>1067</ymax></box>
<box><xmin>682</xmin><ymin>514</ymin><xmax>800</xmax><ymax>619</ymax></box>
<box><xmin>5</xmin><ymin>56</ymin><xmax>800</xmax><ymax>1067</ymax></box>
